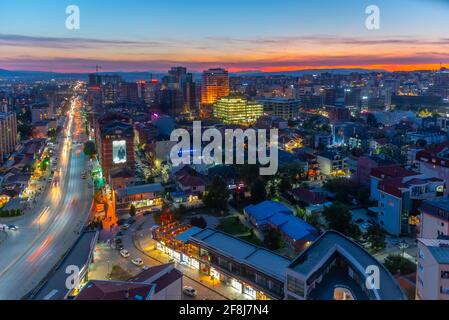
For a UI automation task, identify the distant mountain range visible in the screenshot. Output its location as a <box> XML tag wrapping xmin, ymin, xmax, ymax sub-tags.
<box><xmin>0</xmin><ymin>68</ymin><xmax>387</xmax><ymax>81</ymax></box>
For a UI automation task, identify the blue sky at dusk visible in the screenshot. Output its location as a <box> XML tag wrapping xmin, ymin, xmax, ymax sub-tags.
<box><xmin>1</xmin><ymin>0</ymin><xmax>449</xmax><ymax>72</ymax></box>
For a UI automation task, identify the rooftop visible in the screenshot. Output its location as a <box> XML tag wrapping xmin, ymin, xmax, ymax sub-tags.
<box><xmin>34</xmin><ymin>231</ymin><xmax>98</xmax><ymax>300</ymax></box>
<box><xmin>268</xmin><ymin>213</ymin><xmax>317</xmax><ymax>242</ymax></box>
<box><xmin>76</xmin><ymin>281</ymin><xmax>153</xmax><ymax>300</ymax></box>
<box><xmin>419</xmin><ymin>238</ymin><xmax>449</xmax><ymax>264</ymax></box>
<box><xmin>189</xmin><ymin>228</ymin><xmax>292</xmax><ymax>281</ymax></box>
<box><xmin>244</xmin><ymin>201</ymin><xmax>293</xmax><ymax>226</ymax></box>
<box><xmin>115</xmin><ymin>183</ymin><xmax>163</xmax><ymax>197</ymax></box>
<box><xmin>288</xmin><ymin>231</ymin><xmax>406</xmax><ymax>300</ymax></box>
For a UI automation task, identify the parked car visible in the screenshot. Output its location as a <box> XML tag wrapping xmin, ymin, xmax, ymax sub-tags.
<box><xmin>355</xmin><ymin>218</ymin><xmax>365</xmax><ymax>224</ymax></box>
<box><xmin>8</xmin><ymin>225</ymin><xmax>19</xmax><ymax>231</ymax></box>
<box><xmin>361</xmin><ymin>222</ymin><xmax>371</xmax><ymax>230</ymax></box>
<box><xmin>390</xmin><ymin>239</ymin><xmax>400</xmax><ymax>246</ymax></box>
<box><xmin>116</xmin><ymin>244</ymin><xmax>124</xmax><ymax>251</ymax></box>
<box><xmin>132</xmin><ymin>258</ymin><xmax>143</xmax><ymax>266</ymax></box>
<box><xmin>121</xmin><ymin>224</ymin><xmax>130</xmax><ymax>230</ymax></box>
<box><xmin>127</xmin><ymin>218</ymin><xmax>136</xmax><ymax>225</ymax></box>
<box><xmin>120</xmin><ymin>249</ymin><xmax>130</xmax><ymax>258</ymax></box>
<box><xmin>142</xmin><ymin>265</ymin><xmax>151</xmax><ymax>271</ymax></box>
<box><xmin>183</xmin><ymin>286</ymin><xmax>197</xmax><ymax>297</ymax></box>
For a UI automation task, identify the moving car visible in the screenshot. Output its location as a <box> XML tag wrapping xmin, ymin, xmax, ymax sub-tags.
<box><xmin>183</xmin><ymin>286</ymin><xmax>197</xmax><ymax>297</ymax></box>
<box><xmin>120</xmin><ymin>249</ymin><xmax>130</xmax><ymax>258</ymax></box>
<box><xmin>132</xmin><ymin>258</ymin><xmax>143</xmax><ymax>266</ymax></box>
<box><xmin>8</xmin><ymin>225</ymin><xmax>19</xmax><ymax>231</ymax></box>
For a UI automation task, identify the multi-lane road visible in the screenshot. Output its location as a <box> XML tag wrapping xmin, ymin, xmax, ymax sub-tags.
<box><xmin>0</xmin><ymin>96</ymin><xmax>92</xmax><ymax>300</ymax></box>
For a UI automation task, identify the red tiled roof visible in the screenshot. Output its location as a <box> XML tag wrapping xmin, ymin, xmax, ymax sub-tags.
<box><xmin>128</xmin><ymin>264</ymin><xmax>172</xmax><ymax>283</ymax></box>
<box><xmin>377</xmin><ymin>178</ymin><xmax>405</xmax><ymax>198</ymax></box>
<box><xmin>416</xmin><ymin>143</ymin><xmax>449</xmax><ymax>168</ymax></box>
<box><xmin>175</xmin><ymin>166</ymin><xmax>207</xmax><ymax>188</ymax></box>
<box><xmin>153</xmin><ymin>269</ymin><xmax>183</xmax><ymax>293</ymax></box>
<box><xmin>76</xmin><ymin>281</ymin><xmax>153</xmax><ymax>300</ymax></box>
<box><xmin>289</xmin><ymin>188</ymin><xmax>327</xmax><ymax>205</ymax></box>
<box><xmin>371</xmin><ymin>165</ymin><xmax>418</xmax><ymax>180</ymax></box>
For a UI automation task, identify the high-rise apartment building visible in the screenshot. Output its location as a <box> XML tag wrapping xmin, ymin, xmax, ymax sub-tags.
<box><xmin>201</xmin><ymin>68</ymin><xmax>229</xmax><ymax>119</ymax></box>
<box><xmin>0</xmin><ymin>111</ymin><xmax>18</xmax><ymax>163</ymax></box>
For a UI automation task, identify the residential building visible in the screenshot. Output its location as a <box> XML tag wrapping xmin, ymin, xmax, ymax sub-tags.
<box><xmin>0</xmin><ymin>111</ymin><xmax>18</xmax><ymax>163</ymax></box>
<box><xmin>30</xmin><ymin>102</ymin><xmax>53</xmax><ymax>124</ymax></box>
<box><xmin>114</xmin><ymin>183</ymin><xmax>164</xmax><ymax>215</ymax></box>
<box><xmin>370</xmin><ymin>165</ymin><xmax>420</xmax><ymax>202</ymax></box>
<box><xmin>316</xmin><ymin>150</ymin><xmax>349</xmax><ymax>176</ymax></box>
<box><xmin>416</xmin><ymin>238</ymin><xmax>449</xmax><ymax>300</ymax></box>
<box><xmin>375</xmin><ymin>175</ymin><xmax>445</xmax><ymax>236</ymax></box>
<box><xmin>416</xmin><ymin>143</ymin><xmax>449</xmax><ymax>196</ymax></box>
<box><xmin>353</xmin><ymin>156</ymin><xmax>396</xmax><ymax>187</ymax></box>
<box><xmin>173</xmin><ymin>166</ymin><xmax>208</xmax><ymax>195</ymax></box>
<box><xmin>419</xmin><ymin>200</ymin><xmax>449</xmax><ymax>239</ymax></box>
<box><xmin>258</xmin><ymin>98</ymin><xmax>300</xmax><ymax>120</ymax></box>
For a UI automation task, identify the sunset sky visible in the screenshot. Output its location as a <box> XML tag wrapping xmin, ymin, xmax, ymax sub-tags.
<box><xmin>1</xmin><ymin>0</ymin><xmax>449</xmax><ymax>73</ymax></box>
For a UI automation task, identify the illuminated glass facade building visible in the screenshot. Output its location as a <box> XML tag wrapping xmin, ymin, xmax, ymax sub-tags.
<box><xmin>213</xmin><ymin>96</ymin><xmax>263</xmax><ymax>125</ymax></box>
<box><xmin>200</xmin><ymin>68</ymin><xmax>229</xmax><ymax>119</ymax></box>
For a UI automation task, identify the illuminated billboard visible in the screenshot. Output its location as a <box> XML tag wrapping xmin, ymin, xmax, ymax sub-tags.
<box><xmin>113</xmin><ymin>140</ymin><xmax>127</xmax><ymax>164</ymax></box>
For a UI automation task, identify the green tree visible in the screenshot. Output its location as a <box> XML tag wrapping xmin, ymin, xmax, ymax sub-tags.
<box><xmin>250</xmin><ymin>179</ymin><xmax>267</xmax><ymax>204</ymax></box>
<box><xmin>323</xmin><ymin>202</ymin><xmax>360</xmax><ymax>239</ymax></box>
<box><xmin>18</xmin><ymin>124</ymin><xmax>32</xmax><ymax>140</ymax></box>
<box><xmin>203</xmin><ymin>176</ymin><xmax>230</xmax><ymax>212</ymax></box>
<box><xmin>364</xmin><ymin>224</ymin><xmax>386</xmax><ymax>252</ymax></box>
<box><xmin>384</xmin><ymin>255</ymin><xmax>417</xmax><ymax>275</ymax></box>
<box><xmin>305</xmin><ymin>212</ymin><xmax>322</xmax><ymax>230</ymax></box>
<box><xmin>83</xmin><ymin>141</ymin><xmax>97</xmax><ymax>158</ymax></box>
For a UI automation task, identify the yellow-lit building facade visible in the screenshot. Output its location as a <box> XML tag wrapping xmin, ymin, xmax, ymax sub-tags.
<box><xmin>200</xmin><ymin>68</ymin><xmax>229</xmax><ymax>119</ymax></box>
<box><xmin>213</xmin><ymin>96</ymin><xmax>264</xmax><ymax>125</ymax></box>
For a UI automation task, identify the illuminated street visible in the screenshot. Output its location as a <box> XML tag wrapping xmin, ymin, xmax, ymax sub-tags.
<box><xmin>0</xmin><ymin>95</ymin><xmax>92</xmax><ymax>300</ymax></box>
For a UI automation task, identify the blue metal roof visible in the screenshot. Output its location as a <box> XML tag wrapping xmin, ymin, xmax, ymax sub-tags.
<box><xmin>244</xmin><ymin>201</ymin><xmax>293</xmax><ymax>226</ymax></box>
<box><xmin>175</xmin><ymin>227</ymin><xmax>204</xmax><ymax>244</ymax></box>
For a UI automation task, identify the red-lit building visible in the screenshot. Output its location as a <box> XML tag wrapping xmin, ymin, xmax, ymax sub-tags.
<box><xmin>95</xmin><ymin>114</ymin><xmax>135</xmax><ymax>183</ymax></box>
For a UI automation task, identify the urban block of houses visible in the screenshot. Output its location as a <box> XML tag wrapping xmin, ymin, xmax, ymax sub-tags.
<box><xmin>244</xmin><ymin>201</ymin><xmax>318</xmax><ymax>253</ymax></box>
<box><xmin>370</xmin><ymin>165</ymin><xmax>445</xmax><ymax>236</ymax></box>
<box><xmin>154</xmin><ymin>226</ymin><xmax>405</xmax><ymax>300</ymax></box>
<box><xmin>174</xmin><ymin>166</ymin><xmax>208</xmax><ymax>195</ymax></box>
<box><xmin>416</xmin><ymin>142</ymin><xmax>449</xmax><ymax>196</ymax></box>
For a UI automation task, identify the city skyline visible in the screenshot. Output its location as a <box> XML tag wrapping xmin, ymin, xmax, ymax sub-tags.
<box><xmin>1</xmin><ymin>0</ymin><xmax>449</xmax><ymax>73</ymax></box>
